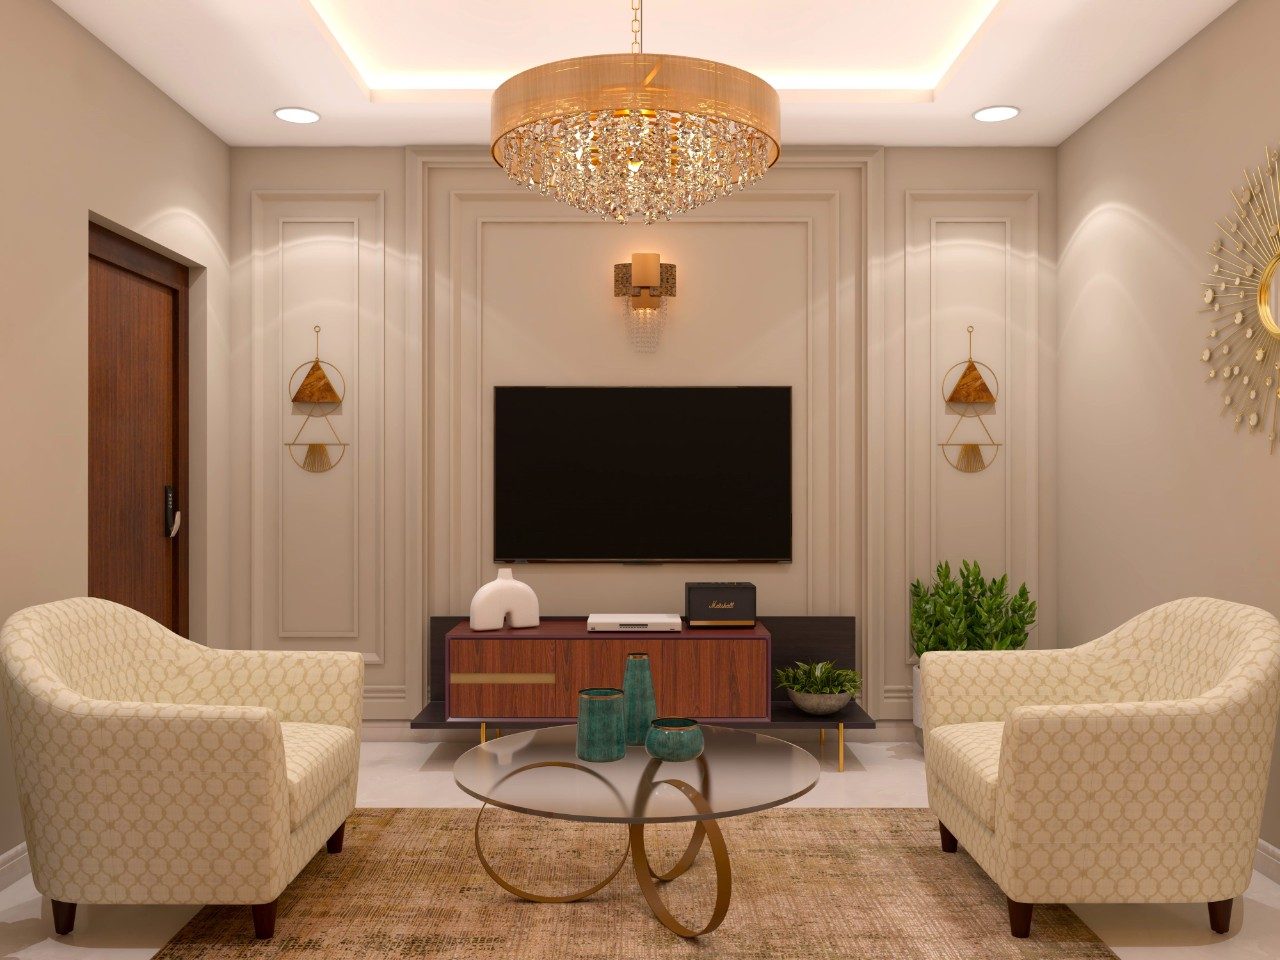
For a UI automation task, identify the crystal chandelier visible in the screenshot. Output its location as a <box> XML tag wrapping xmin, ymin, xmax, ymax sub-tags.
<box><xmin>490</xmin><ymin>1</ymin><xmax>781</xmax><ymax>224</ymax></box>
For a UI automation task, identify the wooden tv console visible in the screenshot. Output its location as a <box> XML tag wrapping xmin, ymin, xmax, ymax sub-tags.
<box><xmin>444</xmin><ymin>618</ymin><xmax>771</xmax><ymax>722</ymax></box>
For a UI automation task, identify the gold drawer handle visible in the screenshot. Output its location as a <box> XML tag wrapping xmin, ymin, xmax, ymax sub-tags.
<box><xmin>451</xmin><ymin>672</ymin><xmax>556</xmax><ymax>684</ymax></box>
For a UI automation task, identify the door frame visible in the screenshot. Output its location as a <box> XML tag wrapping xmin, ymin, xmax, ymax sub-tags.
<box><xmin>88</xmin><ymin>222</ymin><xmax>190</xmax><ymax>636</ymax></box>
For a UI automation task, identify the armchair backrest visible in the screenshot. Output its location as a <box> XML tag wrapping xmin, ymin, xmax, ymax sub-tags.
<box><xmin>0</xmin><ymin>597</ymin><xmax>190</xmax><ymax>705</ymax></box>
<box><xmin>1090</xmin><ymin>597</ymin><xmax>1280</xmax><ymax>702</ymax></box>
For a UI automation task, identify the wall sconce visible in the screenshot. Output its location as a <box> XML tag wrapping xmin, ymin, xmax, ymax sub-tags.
<box><xmin>613</xmin><ymin>252</ymin><xmax>677</xmax><ymax>353</ymax></box>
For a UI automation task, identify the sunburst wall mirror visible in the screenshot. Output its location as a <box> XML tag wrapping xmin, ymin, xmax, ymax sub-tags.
<box><xmin>1201</xmin><ymin>146</ymin><xmax>1280</xmax><ymax>451</ymax></box>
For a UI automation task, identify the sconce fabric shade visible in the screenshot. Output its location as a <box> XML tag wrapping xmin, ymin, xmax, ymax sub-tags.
<box><xmin>631</xmin><ymin>252</ymin><xmax>661</xmax><ymax>288</ymax></box>
<box><xmin>613</xmin><ymin>262</ymin><xmax>677</xmax><ymax>298</ymax></box>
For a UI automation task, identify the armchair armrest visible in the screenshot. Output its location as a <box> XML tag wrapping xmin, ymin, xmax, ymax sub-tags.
<box><xmin>920</xmin><ymin>647</ymin><xmax>1115</xmax><ymax>733</ymax></box>
<box><xmin>996</xmin><ymin>695</ymin><xmax>1266</xmax><ymax>848</ymax></box>
<box><xmin>183</xmin><ymin>648</ymin><xmax>364</xmax><ymax>732</ymax></box>
<box><xmin>22</xmin><ymin>697</ymin><xmax>293</xmax><ymax>903</ymax></box>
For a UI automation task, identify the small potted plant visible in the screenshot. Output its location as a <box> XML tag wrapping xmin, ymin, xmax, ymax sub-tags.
<box><xmin>909</xmin><ymin>560</ymin><xmax>1037</xmax><ymax>728</ymax></box>
<box><xmin>775</xmin><ymin>660</ymin><xmax>862</xmax><ymax>716</ymax></box>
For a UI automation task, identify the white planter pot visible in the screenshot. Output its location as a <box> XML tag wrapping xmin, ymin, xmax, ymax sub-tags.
<box><xmin>912</xmin><ymin>663</ymin><xmax>922</xmax><ymax>729</ymax></box>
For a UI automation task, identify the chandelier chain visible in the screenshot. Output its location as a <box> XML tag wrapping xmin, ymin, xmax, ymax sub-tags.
<box><xmin>630</xmin><ymin>0</ymin><xmax>642</xmax><ymax>54</ymax></box>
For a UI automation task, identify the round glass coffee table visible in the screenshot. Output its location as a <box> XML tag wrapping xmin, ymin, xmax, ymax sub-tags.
<box><xmin>453</xmin><ymin>724</ymin><xmax>819</xmax><ymax>938</ymax></box>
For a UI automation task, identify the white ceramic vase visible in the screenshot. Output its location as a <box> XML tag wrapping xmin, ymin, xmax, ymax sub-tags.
<box><xmin>469</xmin><ymin>568</ymin><xmax>540</xmax><ymax>631</ymax></box>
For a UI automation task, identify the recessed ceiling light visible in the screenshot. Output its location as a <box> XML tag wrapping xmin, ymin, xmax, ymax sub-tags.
<box><xmin>972</xmin><ymin>105</ymin><xmax>1019</xmax><ymax>123</ymax></box>
<box><xmin>274</xmin><ymin>107</ymin><xmax>320</xmax><ymax>124</ymax></box>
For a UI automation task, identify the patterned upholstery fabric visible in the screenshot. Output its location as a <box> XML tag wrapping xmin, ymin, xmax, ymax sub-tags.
<box><xmin>922</xmin><ymin>597</ymin><xmax>1280</xmax><ymax>905</ymax></box>
<box><xmin>0</xmin><ymin>598</ymin><xmax>363</xmax><ymax>906</ymax></box>
<box><xmin>926</xmin><ymin>721</ymin><xmax>1002</xmax><ymax>828</ymax></box>
<box><xmin>280</xmin><ymin>722</ymin><xmax>359</xmax><ymax>829</ymax></box>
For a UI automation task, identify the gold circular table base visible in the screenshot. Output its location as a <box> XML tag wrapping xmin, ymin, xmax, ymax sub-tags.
<box><xmin>473</xmin><ymin>801</ymin><xmax>630</xmax><ymax>902</ymax></box>
<box><xmin>645</xmin><ymin>819</ymin><xmax>705</xmax><ymax>882</ymax></box>
<box><xmin>629</xmin><ymin>779</ymin><xmax>732</xmax><ymax>938</ymax></box>
<box><xmin>473</xmin><ymin>769</ymin><xmax>732</xmax><ymax>938</ymax></box>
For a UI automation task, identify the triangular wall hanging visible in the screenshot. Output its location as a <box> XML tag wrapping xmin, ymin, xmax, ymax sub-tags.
<box><xmin>292</xmin><ymin>359</ymin><xmax>342</xmax><ymax>404</ymax></box>
<box><xmin>946</xmin><ymin>359</ymin><xmax>996</xmax><ymax>405</ymax></box>
<box><xmin>939</xmin><ymin>325</ymin><xmax>1002</xmax><ymax>473</ymax></box>
<box><xmin>285</xmin><ymin>325</ymin><xmax>348</xmax><ymax>473</ymax></box>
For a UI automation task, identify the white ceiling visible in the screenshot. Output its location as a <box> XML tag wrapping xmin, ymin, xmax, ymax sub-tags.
<box><xmin>52</xmin><ymin>0</ymin><xmax>1236</xmax><ymax>147</ymax></box>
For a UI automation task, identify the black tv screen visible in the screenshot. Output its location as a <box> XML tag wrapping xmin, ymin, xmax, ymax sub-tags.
<box><xmin>494</xmin><ymin>387</ymin><xmax>791</xmax><ymax>562</ymax></box>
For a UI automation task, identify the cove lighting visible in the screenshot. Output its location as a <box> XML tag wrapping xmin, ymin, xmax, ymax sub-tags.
<box><xmin>972</xmin><ymin>105</ymin><xmax>1019</xmax><ymax>123</ymax></box>
<box><xmin>274</xmin><ymin>107</ymin><xmax>321</xmax><ymax>124</ymax></box>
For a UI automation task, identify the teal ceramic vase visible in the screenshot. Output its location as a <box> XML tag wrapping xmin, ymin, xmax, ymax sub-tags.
<box><xmin>622</xmin><ymin>652</ymin><xmax>658</xmax><ymax>746</ymax></box>
<box><xmin>645</xmin><ymin>717</ymin><xmax>705</xmax><ymax>762</ymax></box>
<box><xmin>576</xmin><ymin>688</ymin><xmax>625</xmax><ymax>762</ymax></box>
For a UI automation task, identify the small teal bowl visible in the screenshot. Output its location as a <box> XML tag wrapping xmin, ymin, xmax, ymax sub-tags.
<box><xmin>644</xmin><ymin>717</ymin><xmax>704</xmax><ymax>762</ymax></box>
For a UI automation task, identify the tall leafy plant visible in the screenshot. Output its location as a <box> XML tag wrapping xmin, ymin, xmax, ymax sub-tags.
<box><xmin>909</xmin><ymin>560</ymin><xmax>1036</xmax><ymax>658</ymax></box>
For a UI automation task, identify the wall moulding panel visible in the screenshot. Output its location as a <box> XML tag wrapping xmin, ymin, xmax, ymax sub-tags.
<box><xmin>903</xmin><ymin>190</ymin><xmax>1041</xmax><ymax>677</ymax></box>
<box><xmin>405</xmin><ymin>147</ymin><xmax>888</xmax><ymax>717</ymax></box>
<box><xmin>251</xmin><ymin>190</ymin><xmax>420</xmax><ymax>720</ymax></box>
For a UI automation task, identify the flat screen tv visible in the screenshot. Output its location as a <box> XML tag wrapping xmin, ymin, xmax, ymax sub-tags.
<box><xmin>494</xmin><ymin>386</ymin><xmax>791</xmax><ymax>562</ymax></box>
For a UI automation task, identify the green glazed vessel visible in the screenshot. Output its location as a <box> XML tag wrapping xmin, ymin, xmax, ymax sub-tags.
<box><xmin>576</xmin><ymin>688</ymin><xmax>625</xmax><ymax>762</ymax></box>
<box><xmin>644</xmin><ymin>717</ymin><xmax>705</xmax><ymax>762</ymax></box>
<box><xmin>622</xmin><ymin>652</ymin><xmax>658</xmax><ymax>746</ymax></box>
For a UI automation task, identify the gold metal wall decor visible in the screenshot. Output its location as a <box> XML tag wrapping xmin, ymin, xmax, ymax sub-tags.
<box><xmin>939</xmin><ymin>326</ymin><xmax>1001</xmax><ymax>473</ymax></box>
<box><xmin>286</xmin><ymin>325</ymin><xmax>347</xmax><ymax>473</ymax></box>
<box><xmin>1201</xmin><ymin>146</ymin><xmax>1280</xmax><ymax>451</ymax></box>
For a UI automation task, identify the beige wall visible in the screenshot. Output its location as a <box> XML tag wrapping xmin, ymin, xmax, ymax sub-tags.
<box><xmin>223</xmin><ymin>146</ymin><xmax>1056</xmax><ymax>724</ymax></box>
<box><xmin>228</xmin><ymin>149</ymin><xmax>418</xmax><ymax>719</ymax></box>
<box><xmin>1057</xmin><ymin>0</ymin><xmax>1280</xmax><ymax>846</ymax></box>
<box><xmin>879</xmin><ymin>148</ymin><xmax>1058</xmax><ymax>718</ymax></box>
<box><xmin>0</xmin><ymin>0</ymin><xmax>231</xmax><ymax>852</ymax></box>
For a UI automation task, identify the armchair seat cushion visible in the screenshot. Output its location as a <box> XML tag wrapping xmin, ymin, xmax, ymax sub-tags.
<box><xmin>281</xmin><ymin>722</ymin><xmax>359</xmax><ymax>829</ymax></box>
<box><xmin>926</xmin><ymin>721</ymin><xmax>1003</xmax><ymax>829</ymax></box>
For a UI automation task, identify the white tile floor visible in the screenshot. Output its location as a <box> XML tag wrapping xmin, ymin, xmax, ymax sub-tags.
<box><xmin>1</xmin><ymin>735</ymin><xmax>1277</xmax><ymax>959</ymax></box>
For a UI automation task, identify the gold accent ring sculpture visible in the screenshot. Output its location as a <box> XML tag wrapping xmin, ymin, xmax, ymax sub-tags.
<box><xmin>472</xmin><ymin>761</ymin><xmax>630</xmax><ymax>903</ymax></box>
<box><xmin>473</xmin><ymin>757</ymin><xmax>731</xmax><ymax>937</ymax></box>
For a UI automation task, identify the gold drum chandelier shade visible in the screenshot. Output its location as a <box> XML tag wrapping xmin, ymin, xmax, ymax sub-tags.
<box><xmin>490</xmin><ymin>53</ymin><xmax>781</xmax><ymax>224</ymax></box>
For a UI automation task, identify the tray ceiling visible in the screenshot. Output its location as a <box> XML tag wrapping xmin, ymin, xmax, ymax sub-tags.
<box><xmin>51</xmin><ymin>0</ymin><xmax>1236</xmax><ymax>146</ymax></box>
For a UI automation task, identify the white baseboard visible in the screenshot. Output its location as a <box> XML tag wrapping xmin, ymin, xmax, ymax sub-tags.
<box><xmin>1256</xmin><ymin>838</ymin><xmax>1280</xmax><ymax>885</ymax></box>
<box><xmin>0</xmin><ymin>841</ymin><xmax>28</xmax><ymax>891</ymax></box>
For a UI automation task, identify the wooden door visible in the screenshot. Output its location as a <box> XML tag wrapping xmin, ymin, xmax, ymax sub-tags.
<box><xmin>88</xmin><ymin>223</ymin><xmax>188</xmax><ymax>635</ymax></box>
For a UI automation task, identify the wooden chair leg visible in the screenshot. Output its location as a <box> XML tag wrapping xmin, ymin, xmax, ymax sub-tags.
<box><xmin>1208</xmin><ymin>898</ymin><xmax>1233</xmax><ymax>934</ymax></box>
<box><xmin>51</xmin><ymin>899</ymin><xmax>76</xmax><ymax>936</ymax></box>
<box><xmin>327</xmin><ymin>821</ymin><xmax>345</xmax><ymax>854</ymax></box>
<box><xmin>251</xmin><ymin>900</ymin><xmax>277</xmax><ymax>939</ymax></box>
<box><xmin>938</xmin><ymin>821</ymin><xmax>958</xmax><ymax>853</ymax></box>
<box><xmin>1007</xmin><ymin>898</ymin><xmax>1033</xmax><ymax>938</ymax></box>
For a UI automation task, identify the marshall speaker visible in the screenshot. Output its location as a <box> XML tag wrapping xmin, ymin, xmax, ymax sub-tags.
<box><xmin>685</xmin><ymin>581</ymin><xmax>757</xmax><ymax>627</ymax></box>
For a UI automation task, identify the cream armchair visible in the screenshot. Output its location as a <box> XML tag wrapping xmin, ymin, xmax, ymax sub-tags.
<box><xmin>0</xmin><ymin>598</ymin><xmax>363</xmax><ymax>939</ymax></box>
<box><xmin>922</xmin><ymin>597</ymin><xmax>1280</xmax><ymax>939</ymax></box>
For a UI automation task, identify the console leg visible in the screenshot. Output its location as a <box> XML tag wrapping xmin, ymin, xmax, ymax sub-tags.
<box><xmin>819</xmin><ymin>728</ymin><xmax>826</xmax><ymax>747</ymax></box>
<box><xmin>1208</xmin><ymin>898</ymin><xmax>1233</xmax><ymax>934</ymax></box>
<box><xmin>51</xmin><ymin>900</ymin><xmax>76</xmax><ymax>936</ymax></box>
<box><xmin>480</xmin><ymin>721</ymin><xmax>487</xmax><ymax>744</ymax></box>
<box><xmin>838</xmin><ymin>722</ymin><xmax>845</xmax><ymax>772</ymax></box>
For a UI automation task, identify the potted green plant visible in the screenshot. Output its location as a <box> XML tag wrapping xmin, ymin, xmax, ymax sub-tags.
<box><xmin>775</xmin><ymin>660</ymin><xmax>863</xmax><ymax>716</ymax></box>
<box><xmin>909</xmin><ymin>560</ymin><xmax>1037</xmax><ymax>727</ymax></box>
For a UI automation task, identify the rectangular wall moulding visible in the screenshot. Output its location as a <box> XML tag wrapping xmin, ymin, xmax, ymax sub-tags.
<box><xmin>252</xmin><ymin>190</ymin><xmax>421</xmax><ymax>719</ymax></box>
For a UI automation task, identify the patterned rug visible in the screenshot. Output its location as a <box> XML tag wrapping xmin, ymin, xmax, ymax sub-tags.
<box><xmin>155</xmin><ymin>807</ymin><xmax>1115</xmax><ymax>959</ymax></box>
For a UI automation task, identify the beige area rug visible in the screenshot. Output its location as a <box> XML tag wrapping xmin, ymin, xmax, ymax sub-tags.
<box><xmin>155</xmin><ymin>807</ymin><xmax>1116</xmax><ymax>959</ymax></box>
